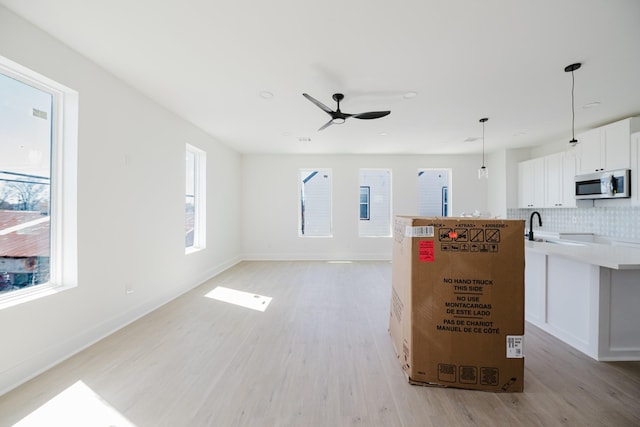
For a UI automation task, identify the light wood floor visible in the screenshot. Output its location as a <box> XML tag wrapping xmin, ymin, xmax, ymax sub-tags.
<box><xmin>1</xmin><ymin>261</ymin><xmax>639</xmax><ymax>426</ymax></box>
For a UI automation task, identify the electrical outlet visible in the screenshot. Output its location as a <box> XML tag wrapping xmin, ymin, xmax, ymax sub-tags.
<box><xmin>572</xmin><ymin>216</ymin><xmax>577</xmax><ymax>224</ymax></box>
<box><xmin>125</xmin><ymin>282</ymin><xmax>134</xmax><ymax>295</ymax></box>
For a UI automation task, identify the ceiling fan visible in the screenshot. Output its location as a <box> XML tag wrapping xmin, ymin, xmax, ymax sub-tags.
<box><xmin>302</xmin><ymin>93</ymin><xmax>391</xmax><ymax>131</ymax></box>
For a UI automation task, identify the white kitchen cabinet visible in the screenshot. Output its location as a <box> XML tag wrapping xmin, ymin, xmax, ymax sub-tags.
<box><xmin>545</xmin><ymin>152</ymin><xmax>563</xmax><ymax>207</ymax></box>
<box><xmin>577</xmin><ymin>117</ymin><xmax>640</xmax><ymax>174</ymax></box>
<box><xmin>517</xmin><ymin>160</ymin><xmax>533</xmax><ymax>208</ymax></box>
<box><xmin>603</xmin><ymin>119</ymin><xmax>634</xmax><ymax>170</ymax></box>
<box><xmin>524</xmin><ymin>250</ymin><xmax>546</xmax><ymax>325</ymax></box>
<box><xmin>525</xmin><ymin>243</ymin><xmax>640</xmax><ymax>361</ymax></box>
<box><xmin>576</xmin><ymin>127</ymin><xmax>602</xmax><ymax>173</ymax></box>
<box><xmin>632</xmin><ymin>132</ymin><xmax>640</xmax><ymax>206</ymax></box>
<box><xmin>520</xmin><ymin>152</ymin><xmax>576</xmax><ymax>209</ymax></box>
<box><xmin>518</xmin><ymin>157</ymin><xmax>544</xmax><ymax>208</ymax></box>
<box><xmin>561</xmin><ymin>151</ymin><xmax>577</xmax><ymax>208</ymax></box>
<box><xmin>545</xmin><ymin>151</ymin><xmax>577</xmax><ymax>208</ymax></box>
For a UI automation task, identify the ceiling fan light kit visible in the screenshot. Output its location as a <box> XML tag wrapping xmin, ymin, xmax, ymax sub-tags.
<box><xmin>302</xmin><ymin>93</ymin><xmax>391</xmax><ymax>131</ymax></box>
<box><xmin>565</xmin><ymin>62</ymin><xmax>582</xmax><ymax>146</ymax></box>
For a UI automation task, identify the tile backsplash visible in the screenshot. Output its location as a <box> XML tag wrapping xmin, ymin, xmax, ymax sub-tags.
<box><xmin>507</xmin><ymin>206</ymin><xmax>640</xmax><ymax>242</ymax></box>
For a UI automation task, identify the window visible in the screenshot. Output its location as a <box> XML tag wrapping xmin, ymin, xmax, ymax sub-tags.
<box><xmin>299</xmin><ymin>169</ymin><xmax>332</xmax><ymax>237</ymax></box>
<box><xmin>442</xmin><ymin>186</ymin><xmax>449</xmax><ymax>216</ymax></box>
<box><xmin>359</xmin><ymin>186</ymin><xmax>370</xmax><ymax>220</ymax></box>
<box><xmin>359</xmin><ymin>169</ymin><xmax>391</xmax><ymax>237</ymax></box>
<box><xmin>418</xmin><ymin>169</ymin><xmax>452</xmax><ymax>216</ymax></box>
<box><xmin>0</xmin><ymin>55</ymin><xmax>78</xmax><ymax>308</ymax></box>
<box><xmin>185</xmin><ymin>144</ymin><xmax>206</xmax><ymax>252</ymax></box>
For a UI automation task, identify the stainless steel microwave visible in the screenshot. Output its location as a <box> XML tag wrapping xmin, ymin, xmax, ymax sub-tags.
<box><xmin>574</xmin><ymin>169</ymin><xmax>631</xmax><ymax>199</ymax></box>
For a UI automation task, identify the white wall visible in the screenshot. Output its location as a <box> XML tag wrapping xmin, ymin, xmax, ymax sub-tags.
<box><xmin>241</xmin><ymin>153</ymin><xmax>488</xmax><ymax>260</ymax></box>
<box><xmin>487</xmin><ymin>150</ymin><xmax>507</xmax><ymax>218</ymax></box>
<box><xmin>487</xmin><ymin>147</ymin><xmax>532</xmax><ymax>218</ymax></box>
<box><xmin>0</xmin><ymin>7</ymin><xmax>242</xmax><ymax>394</ymax></box>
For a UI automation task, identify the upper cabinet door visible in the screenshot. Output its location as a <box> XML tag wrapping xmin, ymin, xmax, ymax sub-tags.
<box><xmin>545</xmin><ymin>152</ymin><xmax>563</xmax><ymax>207</ymax></box>
<box><xmin>544</xmin><ymin>152</ymin><xmax>577</xmax><ymax>208</ymax></box>
<box><xmin>532</xmin><ymin>157</ymin><xmax>545</xmax><ymax>207</ymax></box>
<box><xmin>603</xmin><ymin>119</ymin><xmax>632</xmax><ymax>171</ymax></box>
<box><xmin>577</xmin><ymin>117</ymin><xmax>639</xmax><ymax>174</ymax></box>
<box><xmin>562</xmin><ymin>151</ymin><xmax>577</xmax><ymax>208</ymax></box>
<box><xmin>518</xmin><ymin>160</ymin><xmax>534</xmax><ymax>208</ymax></box>
<box><xmin>632</xmin><ymin>132</ymin><xmax>640</xmax><ymax>207</ymax></box>
<box><xmin>518</xmin><ymin>158</ymin><xmax>545</xmax><ymax>208</ymax></box>
<box><xmin>577</xmin><ymin>128</ymin><xmax>603</xmax><ymax>173</ymax></box>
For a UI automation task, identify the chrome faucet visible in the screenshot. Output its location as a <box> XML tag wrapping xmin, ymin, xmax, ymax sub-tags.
<box><xmin>528</xmin><ymin>211</ymin><xmax>542</xmax><ymax>241</ymax></box>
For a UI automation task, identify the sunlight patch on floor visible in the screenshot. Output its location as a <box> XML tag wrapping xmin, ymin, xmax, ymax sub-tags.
<box><xmin>205</xmin><ymin>286</ymin><xmax>272</xmax><ymax>312</ymax></box>
<box><xmin>14</xmin><ymin>380</ymin><xmax>135</xmax><ymax>427</ymax></box>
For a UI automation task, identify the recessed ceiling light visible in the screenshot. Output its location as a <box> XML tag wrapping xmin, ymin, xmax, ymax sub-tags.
<box><xmin>403</xmin><ymin>91</ymin><xmax>417</xmax><ymax>99</ymax></box>
<box><xmin>260</xmin><ymin>91</ymin><xmax>274</xmax><ymax>99</ymax></box>
<box><xmin>582</xmin><ymin>101</ymin><xmax>600</xmax><ymax>109</ymax></box>
<box><xmin>380</xmin><ymin>132</ymin><xmax>388</xmax><ymax>136</ymax></box>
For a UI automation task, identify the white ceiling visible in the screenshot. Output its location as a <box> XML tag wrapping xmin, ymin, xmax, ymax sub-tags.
<box><xmin>2</xmin><ymin>0</ymin><xmax>640</xmax><ymax>155</ymax></box>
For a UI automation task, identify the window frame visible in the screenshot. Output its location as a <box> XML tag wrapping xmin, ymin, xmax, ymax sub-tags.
<box><xmin>0</xmin><ymin>56</ymin><xmax>78</xmax><ymax>310</ymax></box>
<box><xmin>358</xmin><ymin>168</ymin><xmax>392</xmax><ymax>237</ymax></box>
<box><xmin>442</xmin><ymin>186</ymin><xmax>449</xmax><ymax>216</ymax></box>
<box><xmin>359</xmin><ymin>186</ymin><xmax>370</xmax><ymax>220</ymax></box>
<box><xmin>417</xmin><ymin>168</ymin><xmax>453</xmax><ymax>217</ymax></box>
<box><xmin>185</xmin><ymin>143</ymin><xmax>206</xmax><ymax>253</ymax></box>
<box><xmin>298</xmin><ymin>168</ymin><xmax>333</xmax><ymax>237</ymax></box>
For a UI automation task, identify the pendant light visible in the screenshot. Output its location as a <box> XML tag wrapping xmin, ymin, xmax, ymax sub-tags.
<box><xmin>478</xmin><ymin>118</ymin><xmax>489</xmax><ymax>179</ymax></box>
<box><xmin>564</xmin><ymin>62</ymin><xmax>581</xmax><ymax>146</ymax></box>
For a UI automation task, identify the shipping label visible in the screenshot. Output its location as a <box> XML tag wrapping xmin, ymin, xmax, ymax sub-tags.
<box><xmin>506</xmin><ymin>335</ymin><xmax>524</xmax><ymax>358</ymax></box>
<box><xmin>419</xmin><ymin>240</ymin><xmax>435</xmax><ymax>262</ymax></box>
<box><xmin>405</xmin><ymin>225</ymin><xmax>434</xmax><ymax>237</ymax></box>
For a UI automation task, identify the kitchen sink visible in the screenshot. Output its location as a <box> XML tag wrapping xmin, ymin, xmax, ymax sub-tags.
<box><xmin>525</xmin><ymin>236</ymin><xmax>587</xmax><ymax>246</ymax></box>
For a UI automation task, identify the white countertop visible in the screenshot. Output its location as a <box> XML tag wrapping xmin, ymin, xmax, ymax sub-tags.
<box><xmin>524</xmin><ymin>238</ymin><xmax>640</xmax><ymax>270</ymax></box>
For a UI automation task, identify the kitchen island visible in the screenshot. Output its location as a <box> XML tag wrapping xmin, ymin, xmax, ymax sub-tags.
<box><xmin>524</xmin><ymin>236</ymin><xmax>640</xmax><ymax>361</ymax></box>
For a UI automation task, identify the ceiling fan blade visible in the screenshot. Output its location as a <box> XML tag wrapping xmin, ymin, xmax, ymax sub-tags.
<box><xmin>353</xmin><ymin>111</ymin><xmax>391</xmax><ymax>120</ymax></box>
<box><xmin>303</xmin><ymin>93</ymin><xmax>333</xmax><ymax>115</ymax></box>
<box><xmin>318</xmin><ymin>119</ymin><xmax>334</xmax><ymax>131</ymax></box>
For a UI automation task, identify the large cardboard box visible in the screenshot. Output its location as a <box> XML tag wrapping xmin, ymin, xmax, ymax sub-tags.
<box><xmin>389</xmin><ymin>216</ymin><xmax>525</xmax><ymax>392</ymax></box>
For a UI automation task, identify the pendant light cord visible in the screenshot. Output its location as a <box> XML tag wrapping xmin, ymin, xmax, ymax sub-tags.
<box><xmin>482</xmin><ymin>121</ymin><xmax>485</xmax><ymax>167</ymax></box>
<box><xmin>571</xmin><ymin>69</ymin><xmax>576</xmax><ymax>141</ymax></box>
<box><xmin>565</xmin><ymin>62</ymin><xmax>581</xmax><ymax>145</ymax></box>
<box><xmin>479</xmin><ymin>117</ymin><xmax>488</xmax><ymax>168</ymax></box>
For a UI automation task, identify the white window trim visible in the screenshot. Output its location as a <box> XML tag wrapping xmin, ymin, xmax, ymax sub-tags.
<box><xmin>0</xmin><ymin>56</ymin><xmax>78</xmax><ymax>310</ymax></box>
<box><xmin>359</xmin><ymin>186</ymin><xmax>370</xmax><ymax>220</ymax></box>
<box><xmin>185</xmin><ymin>143</ymin><xmax>206</xmax><ymax>254</ymax></box>
<box><xmin>298</xmin><ymin>168</ymin><xmax>333</xmax><ymax>238</ymax></box>
<box><xmin>417</xmin><ymin>168</ymin><xmax>453</xmax><ymax>218</ymax></box>
<box><xmin>358</xmin><ymin>168</ymin><xmax>392</xmax><ymax>237</ymax></box>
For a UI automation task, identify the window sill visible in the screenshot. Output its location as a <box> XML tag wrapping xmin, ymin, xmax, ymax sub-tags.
<box><xmin>185</xmin><ymin>246</ymin><xmax>205</xmax><ymax>255</ymax></box>
<box><xmin>0</xmin><ymin>282</ymin><xmax>75</xmax><ymax>311</ymax></box>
